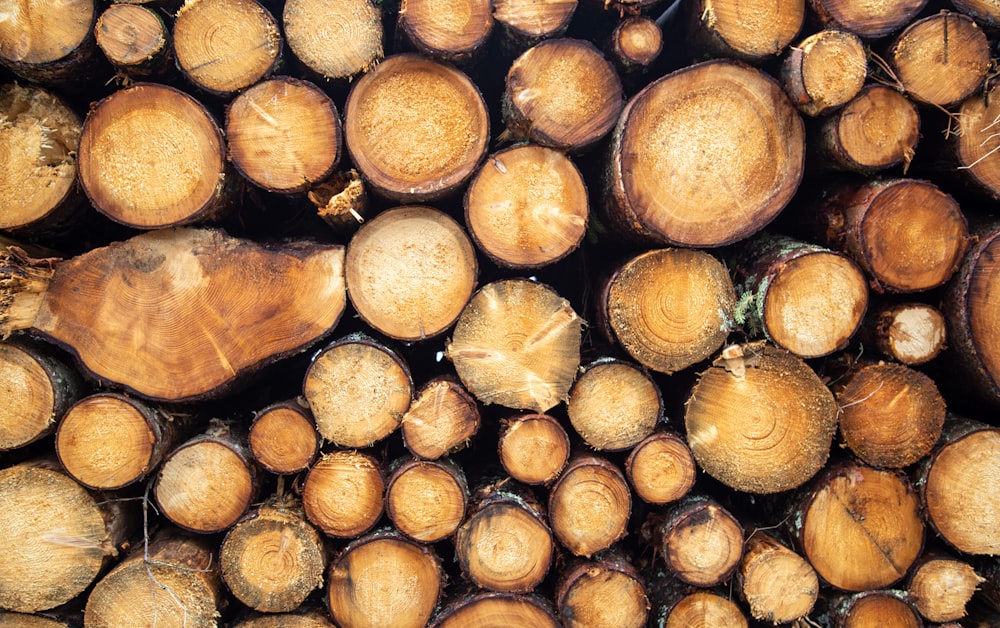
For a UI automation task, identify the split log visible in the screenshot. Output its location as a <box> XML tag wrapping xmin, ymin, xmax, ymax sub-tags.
<box><xmin>343</xmin><ymin>53</ymin><xmax>489</xmax><ymax>202</ymax></box>
<box><xmin>0</xmin><ymin>84</ymin><xmax>84</xmax><ymax>236</ymax></box>
<box><xmin>687</xmin><ymin>0</ymin><xmax>804</xmax><ymax>61</ymax></box>
<box><xmin>642</xmin><ymin>496</ymin><xmax>744</xmax><ymax>587</ymax></box>
<box><xmin>153</xmin><ymin>421</ymin><xmax>259</xmax><ymax>534</ymax></box>
<box><xmin>396</xmin><ymin>0</ymin><xmax>493</xmax><ymax>64</ymax></box>
<box><xmin>814</xmin><ymin>84</ymin><xmax>920</xmax><ymax>173</ymax></box>
<box><xmin>303</xmin><ymin>335</ymin><xmax>413</xmax><ymax>448</ymax></box>
<box><xmin>492</xmin><ymin>0</ymin><xmax>577</xmax><ymax>53</ymax></box>
<box><xmin>327</xmin><ymin>530</ymin><xmax>444</xmax><ymax>628</ymax></box>
<box><xmin>345</xmin><ymin>206</ymin><xmax>477</xmax><ymax>341</ymax></box>
<box><xmin>730</xmin><ymin>234</ymin><xmax>868</xmax><ymax>359</ymax></box>
<box><xmin>226</xmin><ymin>76</ymin><xmax>342</xmax><ymax>194</ymax></box>
<box><xmin>917</xmin><ymin>417</ymin><xmax>1000</xmax><ymax>555</ymax></box>
<box><xmin>604</xmin><ymin>58</ymin><xmax>804</xmax><ymax>247</ymax></box>
<box><xmin>301</xmin><ymin>450</ymin><xmax>385</xmax><ymax>539</ymax></box>
<box><xmin>808</xmin><ymin>0</ymin><xmax>926</xmax><ymax>38</ymax></box>
<box><xmin>0</xmin><ymin>0</ymin><xmax>103</xmax><ymax>85</ymax></box>
<box><xmin>464</xmin><ymin>144</ymin><xmax>588</xmax><ymax>269</ymax></box>
<box><xmin>566</xmin><ymin>358</ymin><xmax>661</xmax><ymax>451</ymax></box>
<box><xmin>907</xmin><ymin>554</ymin><xmax>984</xmax><ymax>623</ymax></box>
<box><xmin>385</xmin><ymin>457</ymin><xmax>468</xmax><ymax>543</ymax></box>
<box><xmin>684</xmin><ymin>342</ymin><xmax>839</xmax><ymax>494</ymax></box>
<box><xmin>780</xmin><ymin>29</ymin><xmax>867</xmax><ymax>117</ymax></box>
<box><xmin>624</xmin><ymin>430</ymin><xmax>696</xmax><ymax>505</ymax></box>
<box><xmin>497</xmin><ymin>413</ymin><xmax>570</xmax><ymax>485</ymax></box>
<box><xmin>282</xmin><ymin>0</ymin><xmax>383</xmax><ymax>81</ymax></box>
<box><xmin>813</xmin><ymin>179</ymin><xmax>968</xmax><ymax>293</ymax></box>
<box><xmin>0</xmin><ymin>338</ymin><xmax>84</xmax><ymax>452</ymax></box>
<box><xmin>790</xmin><ymin>461</ymin><xmax>925</xmax><ymax>591</ymax></box>
<box><xmin>454</xmin><ymin>479</ymin><xmax>554</xmax><ymax>592</ymax></box>
<box><xmin>888</xmin><ymin>11</ymin><xmax>990</xmax><ymax>107</ymax></box>
<box><xmin>95</xmin><ymin>4</ymin><xmax>173</xmax><ymax>81</ymax></box>
<box><xmin>248</xmin><ymin>400</ymin><xmax>319</xmax><ymax>475</ymax></box>
<box><xmin>554</xmin><ymin>549</ymin><xmax>649</xmax><ymax>628</ymax></box>
<box><xmin>860</xmin><ymin>301</ymin><xmax>947</xmax><ymax>366</ymax></box>
<box><xmin>430</xmin><ymin>592</ymin><xmax>560</xmax><ymax>627</ymax></box>
<box><xmin>738</xmin><ymin>531</ymin><xmax>819</xmax><ymax>624</ymax></box>
<box><xmin>0</xmin><ymin>459</ymin><xmax>129</xmax><ymax>613</ymax></box>
<box><xmin>78</xmin><ymin>84</ymin><xmax>231</xmax><ymax>229</ymax></box>
<box><xmin>219</xmin><ymin>495</ymin><xmax>327</xmax><ymax>613</ymax></box>
<box><xmin>0</xmin><ymin>228</ymin><xmax>347</xmax><ymax>401</ymax></box>
<box><xmin>445</xmin><ymin>278</ymin><xmax>582</xmax><ymax>413</ymax></box>
<box><xmin>84</xmin><ymin>528</ymin><xmax>223</xmax><ymax>628</ymax></box>
<box><xmin>56</xmin><ymin>393</ymin><xmax>184</xmax><ymax>490</ymax></box>
<box><xmin>548</xmin><ymin>455</ymin><xmax>631</xmax><ymax>557</ymax></box>
<box><xmin>830</xmin><ymin>590</ymin><xmax>922</xmax><ymax>627</ymax></box>
<box><xmin>502</xmin><ymin>38</ymin><xmax>623</xmax><ymax>152</ymax></box>
<box><xmin>401</xmin><ymin>376</ymin><xmax>480</xmax><ymax>460</ymax></box>
<box><xmin>596</xmin><ymin>248</ymin><xmax>735</xmax><ymax>374</ymax></box>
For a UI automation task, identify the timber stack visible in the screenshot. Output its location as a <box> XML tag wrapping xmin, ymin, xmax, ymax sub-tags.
<box><xmin>2</xmin><ymin>0</ymin><xmax>1000</xmax><ymax>626</ymax></box>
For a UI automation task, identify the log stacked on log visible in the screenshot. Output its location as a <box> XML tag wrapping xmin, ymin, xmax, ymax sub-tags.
<box><xmin>3</xmin><ymin>1</ymin><xmax>1000</xmax><ymax>626</ymax></box>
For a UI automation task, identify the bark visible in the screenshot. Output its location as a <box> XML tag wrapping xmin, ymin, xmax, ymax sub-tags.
<box><xmin>738</xmin><ymin>531</ymin><xmax>819</xmax><ymax>624</ymax></box>
<box><xmin>308</xmin><ymin>169</ymin><xmax>368</xmax><ymax>235</ymax></box>
<box><xmin>395</xmin><ymin>0</ymin><xmax>493</xmax><ymax>65</ymax></box>
<box><xmin>780</xmin><ymin>29</ymin><xmax>867</xmax><ymax>117</ymax></box>
<box><xmin>401</xmin><ymin>375</ymin><xmax>481</xmax><ymax>460</ymax></box>
<box><xmin>566</xmin><ymin>358</ymin><xmax>661</xmax><ymax>451</ymax></box>
<box><xmin>345</xmin><ymin>206</ymin><xmax>478</xmax><ymax>341</ymax></box>
<box><xmin>603</xmin><ymin>59</ymin><xmax>804</xmax><ymax>247</ymax></box>
<box><xmin>684</xmin><ymin>342</ymin><xmax>839</xmax><ymax>493</ymax></box>
<box><xmin>0</xmin><ymin>228</ymin><xmax>347</xmax><ymax>402</ymax></box>
<box><xmin>464</xmin><ymin>144</ymin><xmax>588</xmax><ymax>269</ymax></box>
<box><xmin>497</xmin><ymin>413</ymin><xmax>570</xmax><ymax>485</ymax></box>
<box><xmin>596</xmin><ymin>248</ymin><xmax>736</xmax><ymax>374</ymax></box>
<box><xmin>859</xmin><ymin>300</ymin><xmax>947</xmax><ymax>366</ymax></box>
<box><xmin>248</xmin><ymin>400</ymin><xmax>319</xmax><ymax>475</ymax></box>
<box><xmin>808</xmin><ymin>0</ymin><xmax>926</xmax><ymax>38</ymax></box>
<box><xmin>95</xmin><ymin>4</ymin><xmax>174</xmax><ymax>81</ymax></box>
<box><xmin>282</xmin><ymin>0</ymin><xmax>383</xmax><ymax>81</ymax></box>
<box><xmin>343</xmin><ymin>54</ymin><xmax>489</xmax><ymax>202</ymax></box>
<box><xmin>301</xmin><ymin>450</ymin><xmax>385</xmax><ymax>539</ymax></box>
<box><xmin>686</xmin><ymin>0</ymin><xmax>804</xmax><ymax>61</ymax></box>
<box><xmin>385</xmin><ymin>456</ymin><xmax>469</xmax><ymax>543</ymax></box>
<box><xmin>554</xmin><ymin>548</ymin><xmax>650</xmax><ymax>628</ymax></box>
<box><xmin>430</xmin><ymin>591</ymin><xmax>560</xmax><ymax>627</ymax></box>
<box><xmin>226</xmin><ymin>76</ymin><xmax>342</xmax><ymax>194</ymax></box>
<box><xmin>625</xmin><ymin>430</ymin><xmax>696</xmax><ymax>506</ymax></box>
<box><xmin>548</xmin><ymin>454</ymin><xmax>631</xmax><ymax>557</ymax></box>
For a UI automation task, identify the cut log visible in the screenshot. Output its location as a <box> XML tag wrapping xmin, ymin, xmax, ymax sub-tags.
<box><xmin>791</xmin><ymin>462</ymin><xmax>925</xmax><ymax>591</ymax></box>
<box><xmin>95</xmin><ymin>4</ymin><xmax>173</xmax><ymax>80</ymax></box>
<box><xmin>0</xmin><ymin>338</ymin><xmax>83</xmax><ymax>452</ymax></box>
<box><xmin>78</xmin><ymin>84</ymin><xmax>230</xmax><ymax>229</ymax></box>
<box><xmin>604</xmin><ymin>59</ymin><xmax>804</xmax><ymax>247</ymax></box>
<box><xmin>343</xmin><ymin>53</ymin><xmax>489</xmax><ymax>202</ymax></box>
<box><xmin>642</xmin><ymin>496</ymin><xmax>744</xmax><ymax>588</ymax></box>
<box><xmin>301</xmin><ymin>450</ymin><xmax>384</xmax><ymax>539</ymax></box>
<box><xmin>345</xmin><ymin>206</ymin><xmax>477</xmax><ymax>341</ymax></box>
<box><xmin>0</xmin><ymin>84</ymin><xmax>84</xmax><ymax>235</ymax></box>
<box><xmin>780</xmin><ymin>29</ymin><xmax>867</xmax><ymax>117</ymax></box>
<box><xmin>385</xmin><ymin>457</ymin><xmax>469</xmax><ymax>543</ymax></box>
<box><xmin>445</xmin><ymin>278</ymin><xmax>582</xmax><ymax>412</ymax></box>
<box><xmin>554</xmin><ymin>549</ymin><xmax>649</xmax><ymax>628</ymax></box>
<box><xmin>454</xmin><ymin>479</ymin><xmax>554</xmax><ymax>592</ymax></box>
<box><xmin>566</xmin><ymin>358</ymin><xmax>661</xmax><ymax>451</ymax></box>
<box><xmin>219</xmin><ymin>495</ymin><xmax>327</xmax><ymax>613</ymax></box>
<box><xmin>596</xmin><ymin>248</ymin><xmax>736</xmax><ymax>374</ymax></box>
<box><xmin>625</xmin><ymin>430</ymin><xmax>696</xmax><ymax>506</ymax></box>
<box><xmin>464</xmin><ymin>144</ymin><xmax>588</xmax><ymax>269</ymax></box>
<box><xmin>888</xmin><ymin>11</ymin><xmax>990</xmax><ymax>107</ymax></box>
<box><xmin>954</xmin><ymin>82</ymin><xmax>1000</xmax><ymax>200</ymax></box>
<box><xmin>56</xmin><ymin>393</ymin><xmax>184</xmax><ymax>490</ymax></box>
<box><xmin>834</xmin><ymin>361</ymin><xmax>945</xmax><ymax>469</ymax></box>
<box><xmin>830</xmin><ymin>590</ymin><xmax>922</xmax><ymax>628</ymax></box>
<box><xmin>83</xmin><ymin>528</ymin><xmax>222</xmax><ymax>628</ymax></box>
<box><xmin>153</xmin><ymin>421</ymin><xmax>259</xmax><ymax>534</ymax></box>
<box><xmin>282</xmin><ymin>0</ymin><xmax>383</xmax><ymax>81</ymax></box>
<box><xmin>248</xmin><ymin>400</ymin><xmax>319</xmax><ymax>475</ymax></box>
<box><xmin>814</xmin><ymin>179</ymin><xmax>968</xmax><ymax>293</ymax></box>
<box><xmin>430</xmin><ymin>592</ymin><xmax>560</xmax><ymax>627</ymax></box>
<box><xmin>0</xmin><ymin>0</ymin><xmax>102</xmax><ymax>85</ymax></box>
<box><xmin>173</xmin><ymin>0</ymin><xmax>280</xmax><ymax>96</ymax></box>
<box><xmin>730</xmin><ymin>234</ymin><xmax>868</xmax><ymax>358</ymax></box>
<box><xmin>0</xmin><ymin>459</ymin><xmax>129</xmax><ymax>613</ymax></box>
<box><xmin>738</xmin><ymin>531</ymin><xmax>819</xmax><ymax>624</ymax></box>
<box><xmin>327</xmin><ymin>530</ymin><xmax>443</xmax><ymax>628</ymax></box>
<box><xmin>860</xmin><ymin>300</ymin><xmax>947</xmax><ymax>366</ymax></box>
<box><xmin>0</xmin><ymin>228</ymin><xmax>346</xmax><ymax>401</ymax></box>
<box><xmin>548</xmin><ymin>455</ymin><xmax>631</xmax><ymax>557</ymax></box>
<box><xmin>396</xmin><ymin>0</ymin><xmax>493</xmax><ymax>64</ymax></box>
<box><xmin>503</xmin><ymin>38</ymin><xmax>622</xmax><ymax>152</ymax></box>
<box><xmin>232</xmin><ymin>606</ymin><xmax>335</xmax><ymax>628</ymax></box>
<box><xmin>0</xmin><ymin>612</ymin><xmax>70</xmax><ymax>627</ymax></box>
<box><xmin>907</xmin><ymin>555</ymin><xmax>984</xmax><ymax>623</ymax></box>
<box><xmin>687</xmin><ymin>0</ymin><xmax>804</xmax><ymax>61</ymax></box>
<box><xmin>226</xmin><ymin>76</ymin><xmax>342</xmax><ymax>194</ymax></box>
<box><xmin>657</xmin><ymin>588</ymin><xmax>749</xmax><ymax>628</ymax></box>
<box><xmin>303</xmin><ymin>335</ymin><xmax>413</xmax><ymax>448</ymax></box>
<box><xmin>917</xmin><ymin>418</ymin><xmax>1000</xmax><ymax>555</ymax></box>
<box><xmin>497</xmin><ymin>413</ymin><xmax>570</xmax><ymax>485</ymax></box>
<box><xmin>492</xmin><ymin>0</ymin><xmax>576</xmax><ymax>53</ymax></box>
<box><xmin>401</xmin><ymin>376</ymin><xmax>481</xmax><ymax>460</ymax></box>
<box><xmin>607</xmin><ymin>16</ymin><xmax>662</xmax><ymax>77</ymax></box>
<box><xmin>684</xmin><ymin>342</ymin><xmax>839</xmax><ymax>494</ymax></box>
<box><xmin>808</xmin><ymin>0</ymin><xmax>926</xmax><ymax>38</ymax></box>
<box><xmin>814</xmin><ymin>84</ymin><xmax>920</xmax><ymax>173</ymax></box>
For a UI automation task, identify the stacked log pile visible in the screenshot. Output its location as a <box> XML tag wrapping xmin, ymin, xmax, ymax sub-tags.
<box><xmin>2</xmin><ymin>0</ymin><xmax>1000</xmax><ymax>626</ymax></box>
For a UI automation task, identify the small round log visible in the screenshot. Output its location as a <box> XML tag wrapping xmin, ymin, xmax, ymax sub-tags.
<box><xmin>644</xmin><ymin>496</ymin><xmax>744</xmax><ymax>588</ymax></box>
<box><xmin>548</xmin><ymin>455</ymin><xmax>631</xmax><ymax>557</ymax></box>
<box><xmin>301</xmin><ymin>450</ymin><xmax>385</xmax><ymax>539</ymax></box>
<box><xmin>780</xmin><ymin>29</ymin><xmax>867</xmax><ymax>117</ymax></box>
<box><xmin>554</xmin><ymin>549</ymin><xmax>650</xmax><ymax>628</ymax></box>
<box><xmin>248</xmin><ymin>400</ymin><xmax>320</xmax><ymax>475</ymax></box>
<box><xmin>860</xmin><ymin>301</ymin><xmax>947</xmax><ymax>366</ymax></box>
<box><xmin>282</xmin><ymin>0</ymin><xmax>383</xmax><ymax>81</ymax></box>
<box><xmin>567</xmin><ymin>358</ymin><xmax>661</xmax><ymax>451</ymax></box>
<box><xmin>401</xmin><ymin>376</ymin><xmax>481</xmax><ymax>460</ymax></box>
<box><xmin>907</xmin><ymin>555</ymin><xmax>984</xmax><ymax>623</ymax></box>
<box><xmin>738</xmin><ymin>531</ymin><xmax>819</xmax><ymax>624</ymax></box>
<box><xmin>386</xmin><ymin>457</ymin><xmax>469</xmax><ymax>543</ymax></box>
<box><xmin>95</xmin><ymin>4</ymin><xmax>173</xmax><ymax>80</ymax></box>
<box><xmin>608</xmin><ymin>16</ymin><xmax>662</xmax><ymax>75</ymax></box>
<box><xmin>497</xmin><ymin>413</ymin><xmax>570</xmax><ymax>485</ymax></box>
<box><xmin>625</xmin><ymin>431</ymin><xmax>696</xmax><ymax>506</ymax></box>
<box><xmin>396</xmin><ymin>0</ymin><xmax>493</xmax><ymax>64</ymax></box>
